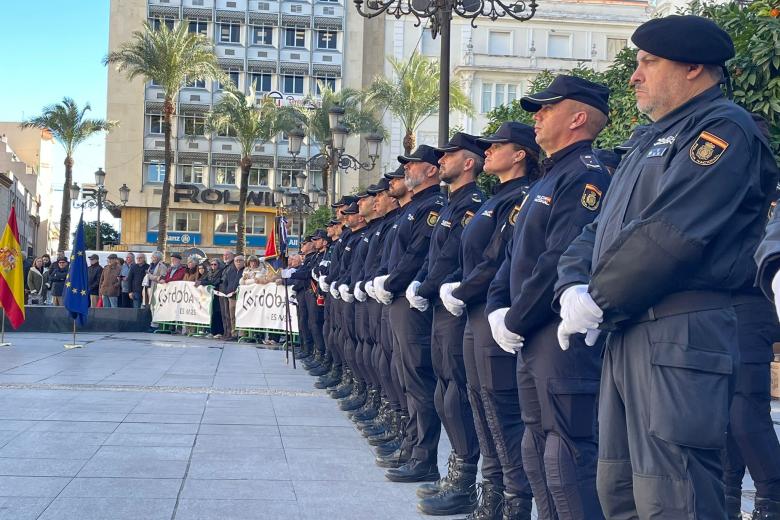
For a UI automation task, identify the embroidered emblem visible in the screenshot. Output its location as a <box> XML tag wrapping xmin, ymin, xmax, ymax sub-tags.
<box><xmin>471</xmin><ymin>194</ymin><xmax>482</xmax><ymax>203</ymax></box>
<box><xmin>689</xmin><ymin>131</ymin><xmax>729</xmax><ymax>166</ymax></box>
<box><xmin>653</xmin><ymin>135</ymin><xmax>676</xmax><ymax>146</ymax></box>
<box><xmin>481</xmin><ymin>209</ymin><xmax>494</xmax><ymax>218</ymax></box>
<box><xmin>508</xmin><ymin>204</ymin><xmax>522</xmax><ymax>226</ymax></box>
<box><xmin>462</xmin><ymin>210</ymin><xmax>475</xmax><ymax>227</ymax></box>
<box><xmin>440</xmin><ymin>220</ymin><xmax>452</xmax><ymax>228</ymax></box>
<box><xmin>427</xmin><ymin>211</ymin><xmax>439</xmax><ymax>227</ymax></box>
<box><xmin>581</xmin><ymin>184</ymin><xmax>602</xmax><ymax>211</ymax></box>
<box><xmin>646</xmin><ymin>146</ymin><xmax>669</xmax><ymax>158</ymax></box>
<box><xmin>534</xmin><ymin>195</ymin><xmax>552</xmax><ymax>206</ymax></box>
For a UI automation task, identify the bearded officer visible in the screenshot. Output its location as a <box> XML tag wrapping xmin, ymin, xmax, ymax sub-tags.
<box><xmin>556</xmin><ymin>15</ymin><xmax>778</xmax><ymax>519</ymax></box>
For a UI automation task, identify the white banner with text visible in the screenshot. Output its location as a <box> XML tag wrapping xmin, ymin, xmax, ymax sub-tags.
<box><xmin>235</xmin><ymin>283</ymin><xmax>298</xmax><ymax>333</ymax></box>
<box><xmin>151</xmin><ymin>281</ymin><xmax>213</xmax><ymax>325</ymax></box>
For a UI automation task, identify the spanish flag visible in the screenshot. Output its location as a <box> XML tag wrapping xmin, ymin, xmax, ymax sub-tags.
<box><xmin>0</xmin><ymin>207</ymin><xmax>25</xmax><ymax>329</ymax></box>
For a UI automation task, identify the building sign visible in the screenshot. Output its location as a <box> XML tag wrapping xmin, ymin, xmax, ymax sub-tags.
<box><xmin>146</xmin><ymin>231</ymin><xmax>202</xmax><ymax>245</ymax></box>
<box><xmin>174</xmin><ymin>184</ymin><xmax>276</xmax><ymax>206</ymax></box>
<box><xmin>213</xmin><ymin>234</ymin><xmax>268</xmax><ymax>247</ymax></box>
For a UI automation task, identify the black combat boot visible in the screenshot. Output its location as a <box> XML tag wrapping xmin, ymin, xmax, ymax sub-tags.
<box><xmin>339</xmin><ymin>381</ymin><xmax>367</xmax><ymax>411</ymax></box>
<box><xmin>375</xmin><ymin>445</ymin><xmax>412</xmax><ymax>469</ymax></box>
<box><xmin>459</xmin><ymin>482</ymin><xmax>504</xmax><ymax>520</ymax></box>
<box><xmin>385</xmin><ymin>457</ymin><xmax>440</xmax><ymax>483</ymax></box>
<box><xmin>753</xmin><ymin>497</ymin><xmax>780</xmax><ymax>519</ymax></box>
<box><xmin>329</xmin><ymin>370</ymin><xmax>354</xmax><ymax>399</ymax></box>
<box><xmin>351</xmin><ymin>390</ymin><xmax>381</xmax><ymax>422</ymax></box>
<box><xmin>417</xmin><ymin>455</ymin><xmax>478</xmax><ymax>515</ymax></box>
<box><xmin>369</xmin><ymin>413</ymin><xmax>406</xmax><ymax>446</ymax></box>
<box><xmin>308</xmin><ymin>357</ymin><xmax>331</xmax><ymax>376</ymax></box>
<box><xmin>501</xmin><ymin>491</ymin><xmax>532</xmax><ymax>520</ymax></box>
<box><xmin>726</xmin><ymin>489</ymin><xmax>743</xmax><ymax>520</ymax></box>
<box><xmin>417</xmin><ymin>451</ymin><xmax>456</xmax><ymax>498</ymax></box>
<box><xmin>313</xmin><ymin>365</ymin><xmax>341</xmax><ymax>389</ymax></box>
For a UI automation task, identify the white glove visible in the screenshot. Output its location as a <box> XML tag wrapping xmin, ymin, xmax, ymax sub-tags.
<box><xmin>330</xmin><ymin>285</ymin><xmax>340</xmax><ymax>299</ymax></box>
<box><xmin>557</xmin><ymin>285</ymin><xmax>603</xmax><ymax>350</ymax></box>
<box><xmin>365</xmin><ymin>280</ymin><xmax>376</xmax><ymax>300</ymax></box>
<box><xmin>487</xmin><ymin>308</ymin><xmax>524</xmax><ymax>354</ymax></box>
<box><xmin>319</xmin><ymin>275</ymin><xmax>330</xmax><ymax>292</ymax></box>
<box><xmin>354</xmin><ymin>281</ymin><xmax>367</xmax><ymax>302</ymax></box>
<box><xmin>440</xmin><ymin>282</ymin><xmax>465</xmax><ymax>317</ymax></box>
<box><xmin>405</xmin><ymin>281</ymin><xmax>429</xmax><ymax>311</ymax></box>
<box><xmin>772</xmin><ymin>270</ymin><xmax>780</xmax><ymax>322</ymax></box>
<box><xmin>338</xmin><ymin>284</ymin><xmax>354</xmax><ymax>303</ymax></box>
<box><xmin>374</xmin><ymin>275</ymin><xmax>392</xmax><ymax>305</ymax></box>
<box><xmin>281</xmin><ymin>268</ymin><xmax>296</xmax><ymax>279</ymax></box>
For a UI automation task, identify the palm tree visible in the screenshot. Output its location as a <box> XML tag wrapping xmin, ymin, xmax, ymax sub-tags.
<box><xmin>21</xmin><ymin>98</ymin><xmax>116</xmax><ymax>253</ymax></box>
<box><xmin>294</xmin><ymin>84</ymin><xmax>382</xmax><ymax>204</ymax></box>
<box><xmin>206</xmin><ymin>86</ymin><xmax>299</xmax><ymax>254</ymax></box>
<box><xmin>365</xmin><ymin>51</ymin><xmax>473</xmax><ymax>154</ymax></box>
<box><xmin>105</xmin><ymin>21</ymin><xmax>223</xmax><ymax>254</ymax></box>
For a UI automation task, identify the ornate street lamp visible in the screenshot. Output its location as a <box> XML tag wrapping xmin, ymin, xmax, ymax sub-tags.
<box><xmin>354</xmin><ymin>0</ymin><xmax>537</xmax><ymax>145</ymax></box>
<box><xmin>71</xmin><ymin>167</ymin><xmax>130</xmax><ymax>250</ymax></box>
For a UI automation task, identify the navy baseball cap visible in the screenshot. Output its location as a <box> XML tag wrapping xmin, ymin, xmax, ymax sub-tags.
<box><xmin>342</xmin><ymin>201</ymin><xmax>359</xmax><ymax>215</ymax></box>
<box><xmin>356</xmin><ymin>189</ymin><xmax>374</xmax><ymax>199</ymax></box>
<box><xmin>398</xmin><ymin>145</ymin><xmax>443</xmax><ymax>167</ymax></box>
<box><xmin>384</xmin><ymin>165</ymin><xmax>406</xmax><ymax>179</ymax></box>
<box><xmin>327</xmin><ymin>219</ymin><xmax>341</xmax><ymax>226</ymax></box>
<box><xmin>478</xmin><ymin>122</ymin><xmax>541</xmax><ymax>155</ymax></box>
<box><xmin>632</xmin><ymin>15</ymin><xmax>734</xmax><ymax>65</ymax></box>
<box><xmin>367</xmin><ymin>178</ymin><xmax>390</xmax><ymax>194</ymax></box>
<box><xmin>435</xmin><ymin>132</ymin><xmax>490</xmax><ymax>158</ymax></box>
<box><xmin>521</xmin><ymin>75</ymin><xmax>610</xmax><ymax>117</ymax></box>
<box><xmin>312</xmin><ymin>229</ymin><xmax>328</xmax><ymax>240</ymax></box>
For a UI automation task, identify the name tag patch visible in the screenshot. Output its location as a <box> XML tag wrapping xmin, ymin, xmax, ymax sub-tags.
<box><xmin>646</xmin><ymin>146</ymin><xmax>669</xmax><ymax>158</ymax></box>
<box><xmin>534</xmin><ymin>195</ymin><xmax>552</xmax><ymax>206</ymax></box>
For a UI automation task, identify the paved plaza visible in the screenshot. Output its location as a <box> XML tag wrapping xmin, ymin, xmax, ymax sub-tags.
<box><xmin>0</xmin><ymin>333</ymin><xmax>774</xmax><ymax>519</ymax></box>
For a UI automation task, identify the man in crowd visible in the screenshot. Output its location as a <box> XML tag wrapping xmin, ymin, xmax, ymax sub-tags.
<box><xmin>87</xmin><ymin>254</ymin><xmax>102</xmax><ymax>307</ymax></box>
<box><xmin>126</xmin><ymin>253</ymin><xmax>148</xmax><ymax>309</ymax></box>
<box><xmin>221</xmin><ymin>254</ymin><xmax>244</xmax><ymax>341</ymax></box>
<box><xmin>120</xmin><ymin>252</ymin><xmax>134</xmax><ymax>307</ymax></box>
<box><xmin>99</xmin><ymin>254</ymin><xmax>121</xmax><ymax>308</ymax></box>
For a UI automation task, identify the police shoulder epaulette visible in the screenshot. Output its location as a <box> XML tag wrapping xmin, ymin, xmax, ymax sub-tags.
<box><xmin>580</xmin><ymin>154</ymin><xmax>603</xmax><ymax>171</ymax></box>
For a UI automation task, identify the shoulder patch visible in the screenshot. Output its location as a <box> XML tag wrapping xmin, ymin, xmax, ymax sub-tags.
<box><xmin>508</xmin><ymin>195</ymin><xmax>529</xmax><ymax>226</ymax></box>
<box><xmin>581</xmin><ymin>184</ymin><xmax>602</xmax><ymax>211</ymax></box>
<box><xmin>440</xmin><ymin>219</ymin><xmax>452</xmax><ymax>228</ymax></box>
<box><xmin>690</xmin><ymin>131</ymin><xmax>729</xmax><ymax>166</ymax></box>
<box><xmin>471</xmin><ymin>194</ymin><xmax>482</xmax><ymax>203</ymax></box>
<box><xmin>580</xmin><ymin>154</ymin><xmax>603</xmax><ymax>171</ymax></box>
<box><xmin>427</xmin><ymin>211</ymin><xmax>439</xmax><ymax>227</ymax></box>
<box><xmin>462</xmin><ymin>210</ymin><xmax>475</xmax><ymax>227</ymax></box>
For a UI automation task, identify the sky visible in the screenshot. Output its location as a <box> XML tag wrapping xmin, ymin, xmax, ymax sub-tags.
<box><xmin>0</xmin><ymin>1</ymin><xmax>117</xmax><ymax>233</ymax></box>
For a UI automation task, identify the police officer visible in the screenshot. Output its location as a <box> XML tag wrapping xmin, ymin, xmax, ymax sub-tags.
<box><xmin>409</xmin><ymin>133</ymin><xmax>487</xmax><ymax>516</ymax></box>
<box><xmin>440</xmin><ymin>122</ymin><xmax>540</xmax><ymax>520</ymax></box>
<box><xmin>487</xmin><ymin>75</ymin><xmax>612</xmax><ymax>520</ymax></box>
<box><xmin>304</xmin><ymin>229</ymin><xmax>329</xmax><ymax>365</ymax></box>
<box><xmin>286</xmin><ymin>236</ymin><xmax>316</xmax><ymax>358</ymax></box>
<box><xmin>374</xmin><ymin>146</ymin><xmax>447</xmax><ymax>482</ymax></box>
<box><xmin>556</xmin><ymin>16</ymin><xmax>777</xmax><ymax>519</ymax></box>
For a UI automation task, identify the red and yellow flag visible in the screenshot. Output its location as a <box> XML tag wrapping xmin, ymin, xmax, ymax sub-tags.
<box><xmin>0</xmin><ymin>207</ymin><xmax>25</xmax><ymax>328</ymax></box>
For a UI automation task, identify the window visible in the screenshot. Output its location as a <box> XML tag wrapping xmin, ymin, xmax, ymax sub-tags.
<box><xmin>252</xmin><ymin>25</ymin><xmax>273</xmax><ymax>45</ymax></box>
<box><xmin>278</xmin><ymin>169</ymin><xmax>302</xmax><ymax>188</ymax></box>
<box><xmin>188</xmin><ymin>19</ymin><xmax>208</xmax><ymax>35</ymax></box>
<box><xmin>421</xmin><ymin>29</ymin><xmax>436</xmax><ymax>56</ymax></box>
<box><xmin>282</xmin><ymin>75</ymin><xmax>304</xmax><ymax>94</ymax></box>
<box><xmin>185</xmin><ymin>77</ymin><xmax>206</xmax><ymax>88</ymax></box>
<box><xmin>219</xmin><ymin>69</ymin><xmax>241</xmax><ymax>90</ymax></box>
<box><xmin>508</xmin><ymin>84</ymin><xmax>517</xmax><ymax>103</ymax></box>
<box><xmin>173</xmin><ymin>211</ymin><xmax>201</xmax><ymax>232</ymax></box>
<box><xmin>149</xmin><ymin>114</ymin><xmax>164</xmax><ymax>134</ymax></box>
<box><xmin>148</xmin><ymin>210</ymin><xmax>160</xmax><ymax>231</ymax></box>
<box><xmin>147</xmin><ymin>161</ymin><xmax>166</xmax><ymax>183</ymax></box>
<box><xmin>317</xmin><ymin>30</ymin><xmax>337</xmax><ymax>49</ymax></box>
<box><xmin>481</xmin><ymin>83</ymin><xmax>520</xmax><ymax>112</ymax></box>
<box><xmin>314</xmin><ymin>77</ymin><xmax>336</xmax><ymax>95</ymax></box>
<box><xmin>323</xmin><ymin>6</ymin><xmax>335</xmax><ymax>14</ymax></box>
<box><xmin>248</xmin><ymin>167</ymin><xmax>269</xmax><ymax>186</ymax></box>
<box><xmin>152</xmin><ymin>17</ymin><xmax>175</xmax><ymax>31</ymax></box>
<box><xmin>284</xmin><ymin>28</ymin><xmax>306</xmax><ymax>47</ymax></box>
<box><xmin>251</xmin><ymin>73</ymin><xmax>272</xmax><ymax>92</ymax></box>
<box><xmin>607</xmin><ymin>38</ymin><xmax>627</xmax><ymax>61</ymax></box>
<box><xmin>215</xmin><ymin>213</ymin><xmax>266</xmax><ymax>234</ymax></box>
<box><xmin>488</xmin><ymin>31</ymin><xmax>511</xmax><ymax>55</ymax></box>
<box><xmin>220</xmin><ymin>22</ymin><xmax>241</xmax><ymax>43</ymax></box>
<box><xmin>548</xmin><ymin>34</ymin><xmax>571</xmax><ymax>58</ymax></box>
<box><xmin>178</xmin><ymin>163</ymin><xmax>205</xmax><ymax>184</ymax></box>
<box><xmin>182</xmin><ymin>114</ymin><xmax>206</xmax><ymax>136</ymax></box>
<box><xmin>216</xmin><ymin>124</ymin><xmax>238</xmax><ymax>137</ymax></box>
<box><xmin>290</xmin><ymin>4</ymin><xmax>303</xmax><ymax>12</ymax></box>
<box><xmin>481</xmin><ymin>84</ymin><xmax>492</xmax><ymax>113</ymax></box>
<box><xmin>214</xmin><ymin>163</ymin><xmax>238</xmax><ymax>185</ymax></box>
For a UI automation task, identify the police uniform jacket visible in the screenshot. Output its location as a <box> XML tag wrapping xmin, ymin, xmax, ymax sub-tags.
<box><xmin>451</xmin><ymin>176</ymin><xmax>531</xmax><ymax>306</ymax></box>
<box><xmin>385</xmin><ymin>185</ymin><xmax>447</xmax><ymax>296</ymax></box>
<box><xmin>362</xmin><ymin>208</ymin><xmax>402</xmax><ymax>283</ymax></box>
<box><xmin>347</xmin><ymin>219</ymin><xmax>382</xmax><ymax>291</ymax></box>
<box><xmin>415</xmin><ymin>182</ymin><xmax>484</xmax><ymax>301</ymax></box>
<box><xmin>335</xmin><ymin>229</ymin><xmax>365</xmax><ymax>288</ymax></box>
<box><xmin>486</xmin><ymin>140</ymin><xmax>611</xmax><ymax>336</ymax></box>
<box><xmin>324</xmin><ymin>228</ymin><xmax>350</xmax><ymax>286</ymax></box>
<box><xmin>556</xmin><ymin>86</ymin><xmax>778</xmax><ymax>327</ymax></box>
<box><xmin>376</xmin><ymin>209</ymin><xmax>405</xmax><ymax>278</ymax></box>
<box><xmin>289</xmin><ymin>252</ymin><xmax>316</xmax><ymax>293</ymax></box>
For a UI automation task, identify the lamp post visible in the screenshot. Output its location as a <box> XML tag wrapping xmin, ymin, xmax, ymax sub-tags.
<box><xmin>70</xmin><ymin>167</ymin><xmax>130</xmax><ymax>250</ymax></box>
<box><xmin>275</xmin><ymin>179</ymin><xmax>318</xmax><ymax>251</ymax></box>
<box><xmin>287</xmin><ymin>105</ymin><xmax>383</xmax><ymax>204</ymax></box>
<box><xmin>353</xmin><ymin>0</ymin><xmax>537</xmax><ymax>146</ymax></box>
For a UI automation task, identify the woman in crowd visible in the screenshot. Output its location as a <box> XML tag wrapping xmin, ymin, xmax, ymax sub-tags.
<box><xmin>27</xmin><ymin>257</ymin><xmax>47</xmax><ymax>304</ymax></box>
<box><xmin>145</xmin><ymin>251</ymin><xmax>168</xmax><ymax>307</ymax></box>
<box><xmin>183</xmin><ymin>256</ymin><xmax>202</xmax><ymax>282</ymax></box>
<box><xmin>197</xmin><ymin>258</ymin><xmax>225</xmax><ymax>337</ymax></box>
<box><xmin>48</xmin><ymin>257</ymin><xmax>69</xmax><ymax>306</ymax></box>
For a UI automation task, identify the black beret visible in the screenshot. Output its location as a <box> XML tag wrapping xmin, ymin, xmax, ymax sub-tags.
<box><xmin>398</xmin><ymin>145</ymin><xmax>443</xmax><ymax>168</ymax></box>
<box><xmin>521</xmin><ymin>74</ymin><xmax>610</xmax><ymax>116</ymax></box>
<box><xmin>435</xmin><ymin>132</ymin><xmax>490</xmax><ymax>158</ymax></box>
<box><xmin>478</xmin><ymin>122</ymin><xmax>541</xmax><ymax>155</ymax></box>
<box><xmin>631</xmin><ymin>15</ymin><xmax>734</xmax><ymax>65</ymax></box>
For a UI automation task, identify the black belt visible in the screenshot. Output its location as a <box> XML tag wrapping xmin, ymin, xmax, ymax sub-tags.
<box><xmin>627</xmin><ymin>290</ymin><xmax>733</xmax><ymax>324</ymax></box>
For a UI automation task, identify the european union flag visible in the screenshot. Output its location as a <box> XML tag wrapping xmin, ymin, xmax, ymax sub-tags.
<box><xmin>63</xmin><ymin>216</ymin><xmax>90</xmax><ymax>326</ymax></box>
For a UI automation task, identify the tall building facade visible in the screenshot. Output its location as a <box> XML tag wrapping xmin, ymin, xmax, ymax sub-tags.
<box><xmin>376</xmin><ymin>0</ymin><xmax>650</xmax><ymax>170</ymax></box>
<box><xmin>0</xmin><ymin>135</ymin><xmax>44</xmax><ymax>256</ymax></box>
<box><xmin>106</xmin><ymin>0</ymin><xmax>383</xmax><ymax>254</ymax></box>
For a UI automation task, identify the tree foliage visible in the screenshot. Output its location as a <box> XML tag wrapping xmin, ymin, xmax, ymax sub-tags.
<box><xmin>80</xmin><ymin>221</ymin><xmax>121</xmax><ymax>249</ymax></box>
<box><xmin>305</xmin><ymin>205</ymin><xmax>333</xmax><ymax>235</ymax></box>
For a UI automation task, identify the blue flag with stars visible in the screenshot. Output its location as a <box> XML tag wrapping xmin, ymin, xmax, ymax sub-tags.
<box><xmin>64</xmin><ymin>215</ymin><xmax>90</xmax><ymax>326</ymax></box>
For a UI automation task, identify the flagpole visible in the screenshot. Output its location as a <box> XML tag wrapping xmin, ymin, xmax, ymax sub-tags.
<box><xmin>0</xmin><ymin>310</ymin><xmax>10</xmax><ymax>347</ymax></box>
<box><xmin>64</xmin><ymin>320</ymin><xmax>83</xmax><ymax>349</ymax></box>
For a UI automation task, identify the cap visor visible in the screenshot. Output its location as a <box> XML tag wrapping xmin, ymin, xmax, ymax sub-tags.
<box><xmin>520</xmin><ymin>92</ymin><xmax>563</xmax><ymax>112</ymax></box>
<box><xmin>433</xmin><ymin>145</ymin><xmax>461</xmax><ymax>153</ymax></box>
<box><xmin>397</xmin><ymin>155</ymin><xmax>421</xmax><ymax>164</ymax></box>
<box><xmin>477</xmin><ymin>136</ymin><xmax>510</xmax><ymax>144</ymax></box>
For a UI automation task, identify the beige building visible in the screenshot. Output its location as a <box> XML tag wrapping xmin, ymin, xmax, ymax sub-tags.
<box><xmin>105</xmin><ymin>0</ymin><xmax>383</xmax><ymax>255</ymax></box>
<box><xmin>0</xmin><ymin>124</ymin><xmax>57</xmax><ymax>255</ymax></box>
<box><xmin>375</xmin><ymin>0</ymin><xmax>651</xmax><ymax>170</ymax></box>
<box><xmin>0</xmin><ymin>136</ymin><xmax>43</xmax><ymax>256</ymax></box>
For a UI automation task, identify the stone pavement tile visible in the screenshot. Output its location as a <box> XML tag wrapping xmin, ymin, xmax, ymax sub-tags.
<box><xmin>0</xmin><ymin>431</ymin><xmax>21</xmax><ymax>447</ymax></box>
<box><xmin>103</xmin><ymin>433</ymin><xmax>197</xmax><ymax>447</ymax></box>
<box><xmin>28</xmin><ymin>421</ymin><xmax>119</xmax><ymax>433</ymax></box>
<box><xmin>201</xmin><ymin>412</ymin><xmax>277</xmax><ymax>426</ymax></box>
<box><xmin>0</xmin><ymin>476</ymin><xmax>71</xmax><ymax>497</ymax></box>
<box><xmin>113</xmin><ymin>422</ymin><xmax>199</xmax><ymax>435</ymax></box>
<box><xmin>0</xmin><ymin>458</ymin><xmax>86</xmax><ymax>477</ymax></box>
<box><xmin>281</xmin><ymin>426</ymin><xmax>367</xmax><ymax>451</ymax></box>
<box><xmin>91</xmin><ymin>445</ymin><xmax>192</xmax><ymax>461</ymax></box>
<box><xmin>0</xmin><ymin>497</ymin><xmax>53</xmax><ymax>520</ymax></box>
<box><xmin>59</xmin><ymin>477</ymin><xmax>182</xmax><ymax>498</ymax></box>
<box><xmin>0</xmin><ymin>420</ymin><xmax>36</xmax><ymax>431</ymax></box>
<box><xmin>0</xmin><ymin>375</ymin><xmax>47</xmax><ymax>384</ymax></box>
<box><xmin>76</xmin><ymin>458</ymin><xmax>188</xmax><ymax>479</ymax></box>
<box><xmin>44</xmin><ymin>411</ymin><xmax>128</xmax><ymax>422</ymax></box>
<box><xmin>0</xmin><ymin>409</ymin><xmax>62</xmax><ymax>421</ymax></box>
<box><xmin>173</xmin><ymin>498</ymin><xmax>302</xmax><ymax>520</ymax></box>
<box><xmin>37</xmin><ymin>497</ymin><xmax>176</xmax><ymax>520</ymax></box>
<box><xmin>195</xmin><ymin>434</ymin><xmax>282</xmax><ymax>449</ymax></box>
<box><xmin>0</xmin><ymin>439</ymin><xmax>102</xmax><ymax>460</ymax></box>
<box><xmin>285</xmin><ymin>448</ymin><xmax>389</xmax><ymax>482</ymax></box>
<box><xmin>197</xmin><ymin>424</ymin><xmax>279</xmax><ymax>436</ymax></box>
<box><xmin>271</xmin><ymin>396</ymin><xmax>345</xmax><ymax>417</ymax></box>
<box><xmin>124</xmin><ymin>413</ymin><xmax>203</xmax><ymax>424</ymax></box>
<box><xmin>180</xmin><ymin>478</ymin><xmax>296</xmax><ymax>500</ymax></box>
<box><xmin>187</xmin><ymin>449</ymin><xmax>290</xmax><ymax>480</ymax></box>
<box><xmin>276</xmin><ymin>415</ymin><xmax>352</xmax><ymax>427</ymax></box>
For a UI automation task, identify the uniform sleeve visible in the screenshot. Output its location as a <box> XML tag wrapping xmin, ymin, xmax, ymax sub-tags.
<box><xmin>324</xmin><ymin>244</ymin><xmax>342</xmax><ymax>284</ymax></box>
<box><xmin>755</xmin><ymin>206</ymin><xmax>780</xmax><ymax>299</ymax></box>
<box><xmin>485</xmin><ymin>242</ymin><xmax>513</xmax><ymax>315</ymax></box>
<box><xmin>589</xmin><ymin>120</ymin><xmax>758</xmax><ymax>322</ymax></box>
<box><xmin>336</xmin><ymin>242</ymin><xmax>355</xmax><ymax>286</ymax></box>
<box><xmin>385</xmin><ymin>209</ymin><xmax>438</xmax><ymax>294</ymax></box>
<box><xmin>505</xmin><ymin>171</ymin><xmax>610</xmax><ymax>336</ymax></box>
<box><xmin>418</xmin><ymin>224</ymin><xmax>468</xmax><ymax>300</ymax></box>
<box><xmin>553</xmin><ymin>219</ymin><xmax>598</xmax><ymax>309</ymax></box>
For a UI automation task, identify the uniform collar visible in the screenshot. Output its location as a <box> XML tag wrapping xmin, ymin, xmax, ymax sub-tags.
<box><xmin>384</xmin><ymin>207</ymin><xmax>401</xmax><ymax>220</ymax></box>
<box><xmin>411</xmin><ymin>184</ymin><xmax>441</xmax><ymax>200</ymax></box>
<box><xmin>651</xmin><ymin>85</ymin><xmax>724</xmax><ymax>134</ymax></box>
<box><xmin>493</xmin><ymin>175</ymin><xmax>530</xmax><ymax>195</ymax></box>
<box><xmin>542</xmin><ymin>140</ymin><xmax>594</xmax><ymax>172</ymax></box>
<box><xmin>449</xmin><ymin>181</ymin><xmax>477</xmax><ymax>203</ymax></box>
